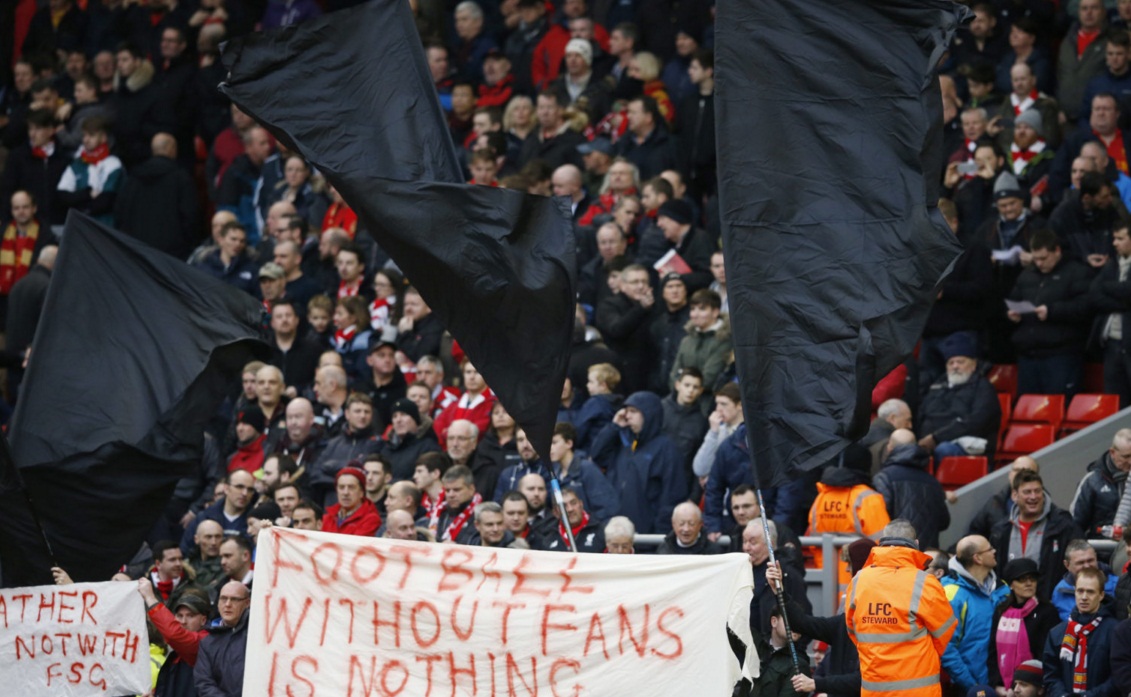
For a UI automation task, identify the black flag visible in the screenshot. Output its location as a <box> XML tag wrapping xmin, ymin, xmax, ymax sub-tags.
<box><xmin>219</xmin><ymin>1</ymin><xmax>576</xmax><ymax>460</ymax></box>
<box><xmin>716</xmin><ymin>0</ymin><xmax>968</xmax><ymax>487</ymax></box>
<box><xmin>0</xmin><ymin>212</ymin><xmax>269</xmax><ymax>586</ymax></box>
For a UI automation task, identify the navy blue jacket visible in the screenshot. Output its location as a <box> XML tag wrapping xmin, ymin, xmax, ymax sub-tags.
<box><xmin>590</xmin><ymin>391</ymin><xmax>690</xmax><ymax>533</ymax></box>
<box><xmin>703</xmin><ymin>423</ymin><xmax>754</xmax><ymax>534</ymax></box>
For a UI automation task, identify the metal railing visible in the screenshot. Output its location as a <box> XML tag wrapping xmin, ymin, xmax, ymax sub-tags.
<box><xmin>633</xmin><ymin>532</ymin><xmax>858</xmax><ymax>616</ymax></box>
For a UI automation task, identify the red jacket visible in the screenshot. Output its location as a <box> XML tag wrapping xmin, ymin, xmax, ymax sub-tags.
<box><xmin>432</xmin><ymin>391</ymin><xmax>496</xmax><ymax>449</ymax></box>
<box><xmin>531</xmin><ymin>24</ymin><xmax>572</xmax><ymax>91</ymax></box>
<box><xmin>147</xmin><ymin>603</ymin><xmax>208</xmax><ymax>666</ymax></box>
<box><xmin>227</xmin><ymin>434</ymin><xmax>265</xmax><ymax>474</ymax></box>
<box><xmin>321</xmin><ymin>499</ymin><xmax>382</xmax><ymax>536</ymax></box>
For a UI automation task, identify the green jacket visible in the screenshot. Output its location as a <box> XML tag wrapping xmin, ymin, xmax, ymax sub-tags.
<box><xmin>750</xmin><ymin>640</ymin><xmax>809</xmax><ymax>697</ymax></box>
<box><xmin>670</xmin><ymin>317</ymin><xmax>732</xmax><ymax>389</ymax></box>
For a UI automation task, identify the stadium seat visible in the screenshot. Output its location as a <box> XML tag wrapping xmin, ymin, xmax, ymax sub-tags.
<box><xmin>935</xmin><ymin>456</ymin><xmax>988</xmax><ymax>490</ymax></box>
<box><xmin>996</xmin><ymin>424</ymin><xmax>1056</xmax><ymax>466</ymax></box>
<box><xmin>988</xmin><ymin>364</ymin><xmax>1018</xmax><ymax>399</ymax></box>
<box><xmin>1061</xmin><ymin>394</ymin><xmax>1121</xmax><ymax>435</ymax></box>
<box><xmin>998</xmin><ymin>393</ymin><xmax>1012</xmax><ymax>449</ymax></box>
<box><xmin>1011</xmin><ymin>394</ymin><xmax>1065</xmax><ymax>432</ymax></box>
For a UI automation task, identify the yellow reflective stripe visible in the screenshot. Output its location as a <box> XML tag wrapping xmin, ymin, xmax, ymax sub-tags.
<box><xmin>861</xmin><ymin>674</ymin><xmax>940</xmax><ymax>691</ymax></box>
<box><xmin>931</xmin><ymin>615</ymin><xmax>957</xmax><ymax>638</ymax></box>
<box><xmin>853</xmin><ymin>626</ymin><xmax>928</xmax><ymax>643</ymax></box>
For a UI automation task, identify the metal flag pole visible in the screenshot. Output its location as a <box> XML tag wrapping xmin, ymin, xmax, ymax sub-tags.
<box><xmin>753</xmin><ymin>480</ymin><xmax>802</xmax><ymax>676</ymax></box>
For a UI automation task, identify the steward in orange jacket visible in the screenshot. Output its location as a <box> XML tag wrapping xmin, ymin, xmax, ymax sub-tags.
<box><xmin>807</xmin><ymin>465</ymin><xmax>891</xmax><ymax>588</ymax></box>
<box><xmin>845</xmin><ymin>536</ymin><xmax>956</xmax><ymax>697</ymax></box>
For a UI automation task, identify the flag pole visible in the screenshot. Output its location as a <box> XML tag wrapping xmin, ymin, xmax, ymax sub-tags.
<box><xmin>548</xmin><ymin>474</ymin><xmax>577</xmax><ymax>553</ymax></box>
<box><xmin>753</xmin><ymin>481</ymin><xmax>802</xmax><ymax>676</ymax></box>
<box><xmin>0</xmin><ymin>433</ymin><xmax>58</xmax><ymax>570</ymax></box>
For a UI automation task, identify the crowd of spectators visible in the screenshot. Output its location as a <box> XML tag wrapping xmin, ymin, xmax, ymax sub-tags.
<box><xmin>17</xmin><ymin>0</ymin><xmax>1131</xmax><ymax>695</ymax></box>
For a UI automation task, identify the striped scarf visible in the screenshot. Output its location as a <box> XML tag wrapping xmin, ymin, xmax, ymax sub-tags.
<box><xmin>0</xmin><ymin>221</ymin><xmax>39</xmax><ymax>295</ymax></box>
<box><xmin>1060</xmin><ymin>614</ymin><xmax>1102</xmax><ymax>693</ymax></box>
<box><xmin>332</xmin><ymin>325</ymin><xmax>357</xmax><ymax>351</ymax></box>
<box><xmin>1011</xmin><ymin>139</ymin><xmax>1046</xmax><ymax>175</ymax></box>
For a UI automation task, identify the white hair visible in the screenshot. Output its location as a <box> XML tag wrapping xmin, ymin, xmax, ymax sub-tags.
<box><xmin>604</xmin><ymin>516</ymin><xmax>635</xmax><ymax>540</ymax></box>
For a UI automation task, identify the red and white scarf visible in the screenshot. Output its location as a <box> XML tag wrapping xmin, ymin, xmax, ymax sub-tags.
<box><xmin>370</xmin><ymin>296</ymin><xmax>395</xmax><ymax>330</ymax></box>
<box><xmin>422</xmin><ymin>489</ymin><xmax>446</xmax><ymax>520</ymax></box>
<box><xmin>30</xmin><ymin>141</ymin><xmax>54</xmax><ymax>160</ymax></box>
<box><xmin>0</xmin><ymin>220</ymin><xmax>39</xmax><ymax>295</ymax></box>
<box><xmin>1010</xmin><ymin>139</ymin><xmax>1046</xmax><ymax>175</ymax></box>
<box><xmin>332</xmin><ymin>324</ymin><xmax>357</xmax><ymax>351</ymax></box>
<box><xmin>1012</xmin><ymin>90</ymin><xmax>1038</xmax><ymax>115</ymax></box>
<box><xmin>337</xmin><ymin>279</ymin><xmax>361</xmax><ymax>298</ymax></box>
<box><xmin>559</xmin><ymin>511</ymin><xmax>590</xmax><ymax>546</ymax></box>
<box><xmin>1060</xmin><ymin>614</ymin><xmax>1103</xmax><ymax>693</ymax></box>
<box><xmin>432</xmin><ymin>493</ymin><xmax>482</xmax><ymax>542</ymax></box>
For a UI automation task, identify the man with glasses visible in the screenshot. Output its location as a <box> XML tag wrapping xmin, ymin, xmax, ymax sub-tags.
<box><xmin>180</xmin><ymin>470</ymin><xmax>255</xmax><ymax>555</ymax></box>
<box><xmin>1072</xmin><ymin>428</ymin><xmax>1131</xmax><ymax>539</ymax></box>
<box><xmin>940</xmin><ymin>535</ymin><xmax>1009</xmax><ymax>693</ymax></box>
<box><xmin>195</xmin><ymin>580</ymin><xmax>251</xmax><ymax>696</ymax></box>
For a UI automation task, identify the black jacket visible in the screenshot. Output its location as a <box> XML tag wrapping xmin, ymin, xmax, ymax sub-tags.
<box><xmin>594</xmin><ymin>292</ymin><xmax>656</xmax><ymax>394</ymax></box>
<box><xmin>613</xmin><ymin>125</ymin><xmax>678</xmax><ymax>180</ymax></box>
<box><xmin>5</xmin><ymin>264</ymin><xmax>51</xmax><ymax>355</ymax></box>
<box><xmin>473</xmin><ymin>432</ymin><xmax>521</xmax><ymax>501</ymax></box>
<box><xmin>656</xmin><ymin>531</ymin><xmax>720</xmax><ymax>555</ymax></box>
<box><xmin>916</xmin><ymin>373</ymin><xmax>1001</xmax><ymax>457</ymax></box>
<box><xmin>674</xmin><ymin>90</ymin><xmax>716</xmax><ymax>197</ymax></box>
<box><xmin>1009</xmin><ymin>256</ymin><xmax>1093</xmax><ymax>356</ymax></box>
<box><xmin>111</xmin><ymin>62</ymin><xmax>175</xmax><ymax>169</ymax></box>
<box><xmin>649</xmin><ymin>303</ymin><xmax>690</xmax><ymax>394</ymax></box>
<box><xmin>660</xmin><ymin>395</ymin><xmax>708</xmax><ymax>473</ymax></box>
<box><xmin>872</xmin><ymin>444</ymin><xmax>951</xmax><ymax>549</ymax></box>
<box><xmin>308</xmin><ymin>425</ymin><xmax>382</xmax><ymax>507</ymax></box>
<box><xmin>269</xmin><ymin>334</ymin><xmax>324</xmax><ymax>395</ymax></box>
<box><xmin>394</xmin><ymin>312</ymin><xmax>444</xmax><ymax>364</ymax></box>
<box><xmin>517</xmin><ymin>127</ymin><xmax>585</xmax><ymax>171</ymax></box>
<box><xmin>380</xmin><ymin>422</ymin><xmax>441</xmax><ymax>481</ymax></box>
<box><xmin>989</xmin><ymin>502</ymin><xmax>1083</xmax><ymax>601</ymax></box>
<box><xmin>1071</xmin><ymin>451</ymin><xmax>1127</xmax><ymax>537</ymax></box>
<box><xmin>783</xmin><ymin>598</ymin><xmax>859</xmax><ymax>697</ymax></box>
<box><xmin>987</xmin><ymin>594</ymin><xmax>1062</xmax><ymax>686</ymax></box>
<box><xmin>194</xmin><ymin>609</ymin><xmax>248</xmax><ymax>697</ymax></box>
<box><xmin>967</xmin><ymin>484</ymin><xmax>1012</xmax><ymax>539</ymax></box>
<box><xmin>0</xmin><ymin>142</ymin><xmax>71</xmax><ymax>226</ymax></box>
<box><xmin>1048</xmin><ymin>194</ymin><xmax>1125</xmax><ymax>263</ymax></box>
<box><xmin>114</xmin><ymin>156</ymin><xmax>199</xmax><ymax>259</ymax></box>
<box><xmin>1088</xmin><ymin>253</ymin><xmax>1131</xmax><ymax>352</ymax></box>
<box><xmin>924</xmin><ymin>239</ymin><xmax>994</xmax><ymax>336</ymax></box>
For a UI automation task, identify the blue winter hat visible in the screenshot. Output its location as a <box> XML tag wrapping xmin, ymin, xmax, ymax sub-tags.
<box><xmin>940</xmin><ymin>331</ymin><xmax>978</xmax><ymax>361</ymax></box>
<box><xmin>967</xmin><ymin>685</ymin><xmax>995</xmax><ymax>697</ymax></box>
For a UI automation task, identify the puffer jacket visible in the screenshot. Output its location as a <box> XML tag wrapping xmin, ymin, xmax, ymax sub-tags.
<box><xmin>872</xmin><ymin>444</ymin><xmax>950</xmax><ymax>549</ymax></box>
<box><xmin>941</xmin><ymin>557</ymin><xmax>1009</xmax><ymax>691</ymax></box>
<box><xmin>194</xmin><ymin>609</ymin><xmax>248</xmax><ymax>697</ymax></box>
<box><xmin>670</xmin><ymin>316</ymin><xmax>732</xmax><ymax>390</ymax></box>
<box><xmin>1073</xmin><ymin>451</ymin><xmax>1127</xmax><ymax>534</ymax></box>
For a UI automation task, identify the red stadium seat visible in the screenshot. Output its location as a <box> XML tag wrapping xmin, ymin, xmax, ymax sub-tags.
<box><xmin>998</xmin><ymin>393</ymin><xmax>1012</xmax><ymax>448</ymax></box>
<box><xmin>935</xmin><ymin>456</ymin><xmax>989</xmax><ymax>490</ymax></box>
<box><xmin>988</xmin><ymin>364</ymin><xmax>1018</xmax><ymax>398</ymax></box>
<box><xmin>1011</xmin><ymin>394</ymin><xmax>1065</xmax><ymax>432</ymax></box>
<box><xmin>1061</xmin><ymin>394</ymin><xmax>1121</xmax><ymax>434</ymax></box>
<box><xmin>996</xmin><ymin>424</ymin><xmax>1056</xmax><ymax>466</ymax></box>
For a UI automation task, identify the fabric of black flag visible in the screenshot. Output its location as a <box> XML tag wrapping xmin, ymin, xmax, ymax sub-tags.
<box><xmin>715</xmin><ymin>0</ymin><xmax>968</xmax><ymax>488</ymax></box>
<box><xmin>219</xmin><ymin>0</ymin><xmax>575</xmax><ymax>459</ymax></box>
<box><xmin>0</xmin><ymin>212</ymin><xmax>269</xmax><ymax>587</ymax></box>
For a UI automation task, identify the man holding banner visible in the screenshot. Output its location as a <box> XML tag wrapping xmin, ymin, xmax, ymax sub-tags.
<box><xmin>139</xmin><ymin>579</ymin><xmax>211</xmax><ymax>697</ymax></box>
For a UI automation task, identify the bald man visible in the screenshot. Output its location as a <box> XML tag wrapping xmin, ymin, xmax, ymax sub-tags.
<box><xmin>216</xmin><ymin>125</ymin><xmax>276</xmax><ymax>243</ymax></box>
<box><xmin>195</xmin><ymin>580</ymin><xmax>250</xmax><ymax>694</ymax></box>
<box><xmin>188</xmin><ymin>519</ymin><xmax>226</xmax><ymax>590</ymax></box>
<box><xmin>275</xmin><ymin>397</ymin><xmax>324</xmax><ymax>466</ymax></box>
<box><xmin>656</xmin><ymin>501</ymin><xmax>719</xmax><ymax>555</ymax></box>
<box><xmin>940</xmin><ymin>535</ymin><xmax>1008</xmax><ymax>692</ymax></box>
<box><xmin>552</xmin><ymin>164</ymin><xmax>591</xmax><ymax>219</ymax></box>
<box><xmin>384</xmin><ymin>509</ymin><xmax>421</xmax><ymax>541</ymax></box>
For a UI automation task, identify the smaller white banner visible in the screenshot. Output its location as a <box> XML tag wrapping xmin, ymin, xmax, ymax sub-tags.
<box><xmin>0</xmin><ymin>581</ymin><xmax>151</xmax><ymax>696</ymax></box>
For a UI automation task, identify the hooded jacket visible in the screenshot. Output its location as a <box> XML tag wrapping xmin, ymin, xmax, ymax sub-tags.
<box><xmin>113</xmin><ymin>154</ymin><xmax>199</xmax><ymax>259</ymax></box>
<box><xmin>671</xmin><ymin>317</ymin><xmax>733</xmax><ymax>389</ymax></box>
<box><xmin>194</xmin><ymin>609</ymin><xmax>248</xmax><ymax>697</ymax></box>
<box><xmin>872</xmin><ymin>444</ymin><xmax>950</xmax><ymax>549</ymax></box>
<box><xmin>590</xmin><ymin>391</ymin><xmax>689</xmax><ymax>533</ymax></box>
<box><xmin>941</xmin><ymin>556</ymin><xmax>1009</xmax><ymax>691</ymax></box>
<box><xmin>990</xmin><ymin>496</ymin><xmax>1082</xmax><ymax>601</ymax></box>
<box><xmin>807</xmin><ymin>467</ymin><xmax>890</xmax><ymax>585</ymax></box>
<box><xmin>554</xmin><ymin>455</ymin><xmax>620</xmax><ymax>522</ymax></box>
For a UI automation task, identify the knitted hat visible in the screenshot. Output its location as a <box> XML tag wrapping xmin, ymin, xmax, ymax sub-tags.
<box><xmin>249</xmin><ymin>500</ymin><xmax>281</xmax><ymax>522</ymax></box>
<box><xmin>335</xmin><ymin>466</ymin><xmax>366</xmax><ymax>486</ymax></box>
<box><xmin>967</xmin><ymin>685</ymin><xmax>995</xmax><ymax>697</ymax></box>
<box><xmin>993</xmin><ymin>171</ymin><xmax>1024</xmax><ymax>201</ymax></box>
<box><xmin>565</xmin><ymin>38</ymin><xmax>592</xmax><ymax>66</ymax></box>
<box><xmin>939</xmin><ymin>331</ymin><xmax>978</xmax><ymax>361</ymax></box>
<box><xmin>1013</xmin><ymin>660</ymin><xmax>1043</xmax><ymax>687</ymax></box>
<box><xmin>1015</xmin><ymin>108</ymin><xmax>1043</xmax><ymax>137</ymax></box>
<box><xmin>391</xmin><ymin>397</ymin><xmax>421</xmax><ymax>425</ymax></box>
<box><xmin>237</xmin><ymin>407</ymin><xmax>266</xmax><ymax>433</ymax></box>
<box><xmin>657</xmin><ymin>199</ymin><xmax>694</xmax><ymax>226</ymax></box>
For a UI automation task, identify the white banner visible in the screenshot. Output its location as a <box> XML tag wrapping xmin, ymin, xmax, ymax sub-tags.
<box><xmin>246</xmin><ymin>528</ymin><xmax>755</xmax><ymax>696</ymax></box>
<box><xmin>0</xmin><ymin>581</ymin><xmax>150</xmax><ymax>696</ymax></box>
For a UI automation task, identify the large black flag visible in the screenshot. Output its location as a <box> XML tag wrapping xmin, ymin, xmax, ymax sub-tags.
<box><xmin>716</xmin><ymin>0</ymin><xmax>968</xmax><ymax>487</ymax></box>
<box><xmin>0</xmin><ymin>212</ymin><xmax>269</xmax><ymax>586</ymax></box>
<box><xmin>219</xmin><ymin>1</ymin><xmax>575</xmax><ymax>459</ymax></box>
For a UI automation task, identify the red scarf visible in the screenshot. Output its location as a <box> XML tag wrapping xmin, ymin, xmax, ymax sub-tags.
<box><xmin>337</xmin><ymin>279</ymin><xmax>361</xmax><ymax>299</ymax></box>
<box><xmin>332</xmin><ymin>324</ymin><xmax>357</xmax><ymax>351</ymax></box>
<box><xmin>1078</xmin><ymin>29</ymin><xmax>1101</xmax><ymax>57</ymax></box>
<box><xmin>149</xmin><ymin>570</ymin><xmax>179</xmax><ymax>600</ymax></box>
<box><xmin>559</xmin><ymin>511</ymin><xmax>590</xmax><ymax>543</ymax></box>
<box><xmin>1105</xmin><ymin>129</ymin><xmax>1131</xmax><ymax>175</ymax></box>
<box><xmin>422</xmin><ymin>489</ymin><xmax>446</xmax><ymax>519</ymax></box>
<box><xmin>1060</xmin><ymin>614</ymin><xmax>1103</xmax><ymax>692</ymax></box>
<box><xmin>477</xmin><ymin>74</ymin><xmax>515</xmax><ymax>108</ymax></box>
<box><xmin>80</xmin><ymin>142</ymin><xmax>111</xmax><ymax>165</ymax></box>
<box><xmin>0</xmin><ymin>221</ymin><xmax>39</xmax><ymax>295</ymax></box>
<box><xmin>31</xmin><ymin>145</ymin><xmax>49</xmax><ymax>160</ymax></box>
<box><xmin>432</xmin><ymin>493</ymin><xmax>482</xmax><ymax>542</ymax></box>
<box><xmin>322</xmin><ymin>202</ymin><xmax>358</xmax><ymax>238</ymax></box>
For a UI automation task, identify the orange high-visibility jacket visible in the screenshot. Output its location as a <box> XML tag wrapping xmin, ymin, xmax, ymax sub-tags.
<box><xmin>845</xmin><ymin>545</ymin><xmax>956</xmax><ymax>697</ymax></box>
<box><xmin>807</xmin><ymin>482</ymin><xmax>891</xmax><ymax>585</ymax></box>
